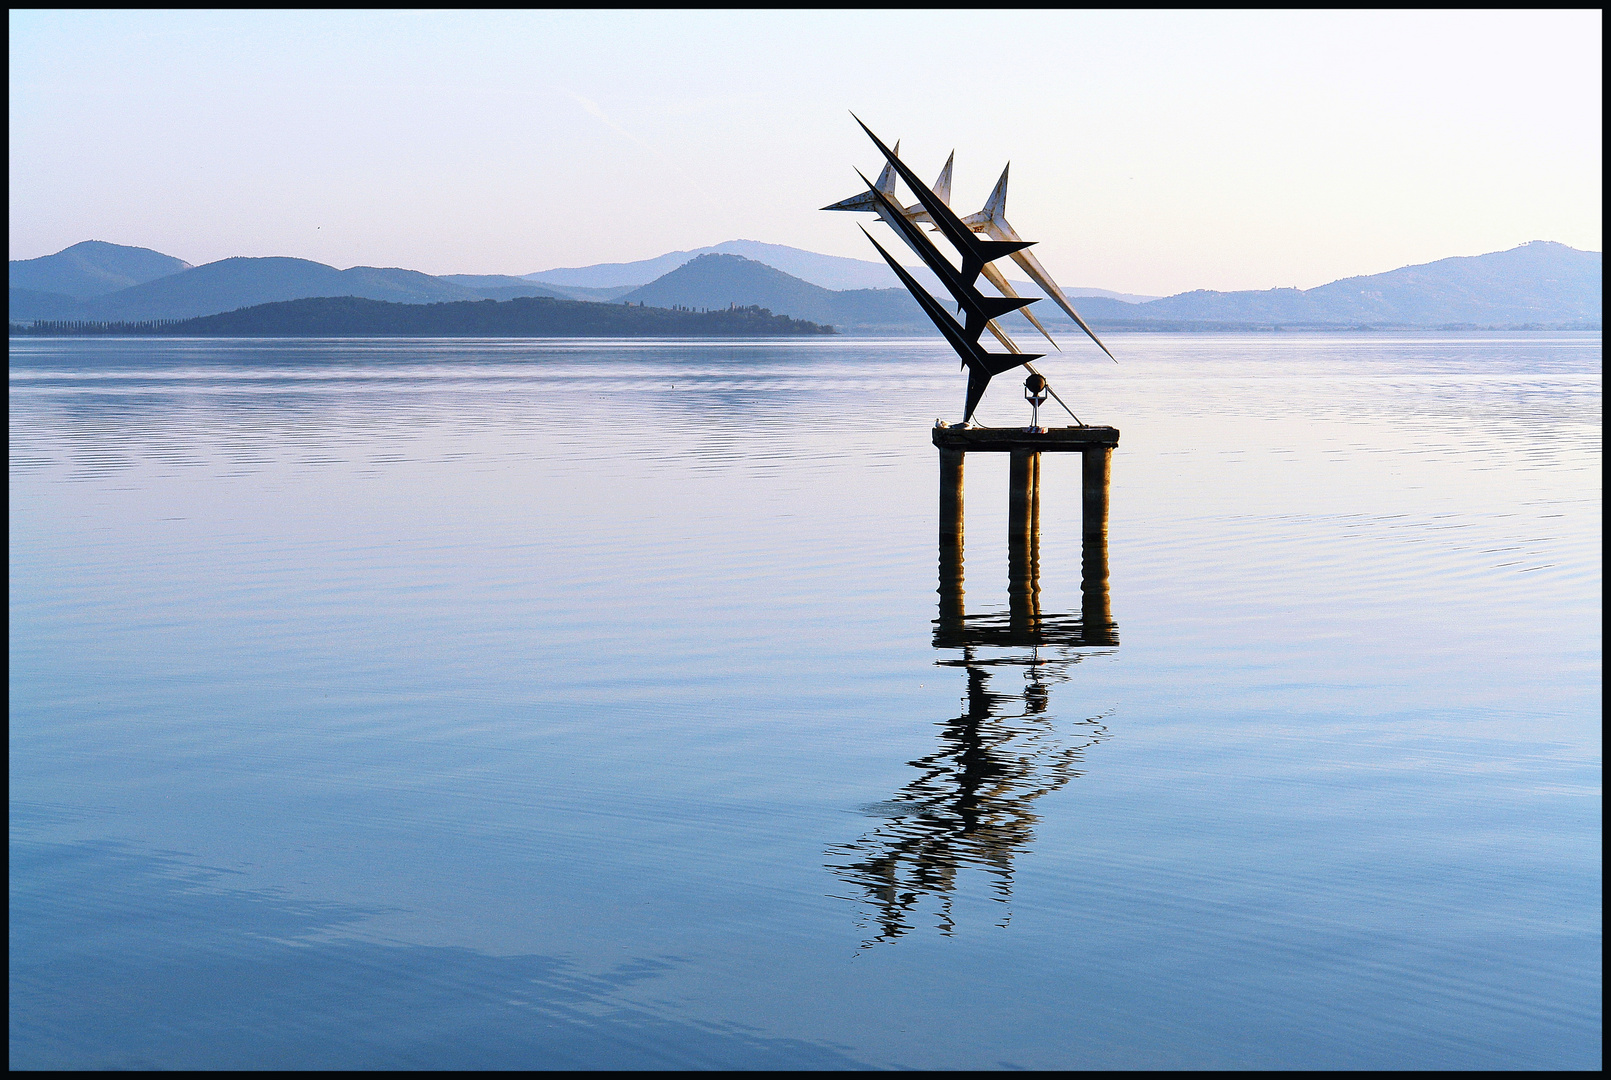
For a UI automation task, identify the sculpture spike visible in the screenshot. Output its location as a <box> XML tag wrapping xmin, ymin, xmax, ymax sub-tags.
<box><xmin>983</xmin><ymin>163</ymin><xmax>1009</xmax><ymax>221</ymax></box>
<box><xmin>933</xmin><ymin>152</ymin><xmax>954</xmax><ymax>206</ymax></box>
<box><xmin>821</xmin><ymin>140</ymin><xmax>900</xmax><ymax>212</ymax></box>
<box><xmin>877</xmin><ymin>140</ymin><xmax>901</xmax><ymax>196</ymax></box>
<box><xmin>903</xmin><ymin>151</ymin><xmax>954</xmax><ymax>226</ymax></box>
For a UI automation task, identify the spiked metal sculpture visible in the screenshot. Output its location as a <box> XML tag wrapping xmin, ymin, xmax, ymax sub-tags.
<box><xmin>827</xmin><ymin>117</ymin><xmax>1105</xmax><ymax>424</ymax></box>
<box><xmin>826</xmin><ymin>144</ymin><xmax>1045</xmax><ymax>354</ymax></box>
<box><xmin>824</xmin><ymin>120</ymin><xmax>1117</xmax><ymax>366</ymax></box>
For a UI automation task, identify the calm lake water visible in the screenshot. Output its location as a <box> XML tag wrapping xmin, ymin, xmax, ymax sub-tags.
<box><xmin>9</xmin><ymin>333</ymin><xmax>1601</xmax><ymax>1070</ymax></box>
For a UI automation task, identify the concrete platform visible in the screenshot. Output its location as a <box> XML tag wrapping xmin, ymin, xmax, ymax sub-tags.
<box><xmin>931</xmin><ymin>423</ymin><xmax>1119</xmax><ymax>453</ymax></box>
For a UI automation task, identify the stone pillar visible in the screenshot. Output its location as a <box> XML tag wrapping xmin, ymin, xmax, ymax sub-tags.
<box><xmin>938</xmin><ymin>449</ymin><xmax>965</xmax><ymax>630</ymax></box>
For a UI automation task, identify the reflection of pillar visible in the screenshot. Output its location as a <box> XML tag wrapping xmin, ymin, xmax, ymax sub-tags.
<box><xmin>1081</xmin><ymin>446</ymin><xmax>1114</xmax><ymax>645</ymax></box>
<box><xmin>1008</xmin><ymin>450</ymin><xmax>1041</xmax><ymax>636</ymax></box>
<box><xmin>938</xmin><ymin>450</ymin><xmax>965</xmax><ymax>630</ymax></box>
<box><xmin>1080</xmin><ymin>527</ymin><xmax>1115</xmax><ymax>646</ymax></box>
<box><xmin>1082</xmin><ymin>446</ymin><xmax>1111</xmax><ymax>540</ymax></box>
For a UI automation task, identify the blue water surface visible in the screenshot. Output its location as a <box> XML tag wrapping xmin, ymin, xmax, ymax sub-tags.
<box><xmin>9</xmin><ymin>333</ymin><xmax>1601</xmax><ymax>1069</ymax></box>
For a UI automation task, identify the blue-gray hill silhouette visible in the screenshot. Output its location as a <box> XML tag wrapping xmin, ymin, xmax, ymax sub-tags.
<box><xmin>9</xmin><ymin>255</ymin><xmax>652</xmax><ymax>323</ymax></box>
<box><xmin>617</xmin><ymin>253</ymin><xmax>923</xmax><ymax>329</ymax></box>
<box><xmin>9</xmin><ymin>238</ymin><xmax>1598</xmax><ymax>331</ymax></box>
<box><xmin>529</xmin><ymin>239</ymin><xmax>921</xmax><ymax>292</ymax></box>
<box><xmin>1063</xmin><ymin>241</ymin><xmax>1600</xmax><ymax>328</ymax></box>
<box><xmin>9</xmin><ymin>240</ymin><xmax>193</xmax><ymax>299</ymax></box>
<box><xmin>564</xmin><ymin>243</ymin><xmax>1601</xmax><ymax>332</ymax></box>
<box><xmin>8</xmin><ymin>287</ymin><xmax>90</xmax><ymax>321</ymax></box>
<box><xmin>71</xmin><ymin>257</ymin><xmax>493</xmax><ymax>321</ymax></box>
<box><xmin>437</xmin><ymin>274</ymin><xmax>635</xmax><ymax>303</ymax></box>
<box><xmin>525</xmin><ymin>238</ymin><xmax>1158</xmax><ymax>301</ymax></box>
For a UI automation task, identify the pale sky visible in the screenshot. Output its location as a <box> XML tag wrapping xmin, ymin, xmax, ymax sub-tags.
<box><xmin>8</xmin><ymin>9</ymin><xmax>1603</xmax><ymax>295</ymax></box>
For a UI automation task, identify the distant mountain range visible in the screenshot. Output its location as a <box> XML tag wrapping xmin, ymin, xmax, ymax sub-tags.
<box><xmin>615</xmin><ymin>253</ymin><xmax>922</xmax><ymax>328</ymax></box>
<box><xmin>10</xmin><ymin>238</ymin><xmax>1601</xmax><ymax>333</ymax></box>
<box><xmin>1077</xmin><ymin>240</ymin><xmax>1602</xmax><ymax>328</ymax></box>
<box><xmin>524</xmin><ymin>238</ymin><xmax>1159</xmax><ymax>302</ymax></box>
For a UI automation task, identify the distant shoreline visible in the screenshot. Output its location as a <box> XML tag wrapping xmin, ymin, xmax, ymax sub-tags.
<box><xmin>12</xmin><ymin>323</ymin><xmax>1598</xmax><ymax>338</ymax></box>
<box><xmin>6</xmin><ymin>289</ymin><xmax>1598</xmax><ymax>339</ymax></box>
<box><xmin>7</xmin><ymin>294</ymin><xmax>838</xmax><ymax>338</ymax></box>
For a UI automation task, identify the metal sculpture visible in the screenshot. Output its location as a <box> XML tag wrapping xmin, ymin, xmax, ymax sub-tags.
<box><xmin>824</xmin><ymin>116</ymin><xmax>1115</xmax><ymax>424</ymax></box>
<box><xmin>828</xmin><ymin>146</ymin><xmax>1058</xmax><ymax>355</ymax></box>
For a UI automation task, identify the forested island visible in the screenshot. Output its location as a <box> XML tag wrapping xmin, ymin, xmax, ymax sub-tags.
<box><xmin>9</xmin><ymin>294</ymin><xmax>837</xmax><ymax>337</ymax></box>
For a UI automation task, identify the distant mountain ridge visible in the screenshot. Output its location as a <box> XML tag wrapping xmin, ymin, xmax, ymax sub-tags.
<box><xmin>525</xmin><ymin>238</ymin><xmax>1159</xmax><ymax>302</ymax></box>
<box><xmin>11</xmin><ymin>238</ymin><xmax>1600</xmax><ymax>331</ymax></box>
<box><xmin>42</xmin><ymin>257</ymin><xmax>491</xmax><ymax>322</ymax></box>
<box><xmin>10</xmin><ymin>240</ymin><xmax>192</xmax><ymax>299</ymax></box>
<box><xmin>616</xmin><ymin>253</ymin><xmax>922</xmax><ymax>329</ymax></box>
<box><xmin>437</xmin><ymin>274</ymin><xmax>634</xmax><ymax>303</ymax></box>
<box><xmin>9</xmin><ymin>255</ymin><xmax>588</xmax><ymax>323</ymax></box>
<box><xmin>592</xmin><ymin>244</ymin><xmax>1601</xmax><ymax>332</ymax></box>
<box><xmin>1114</xmin><ymin>241</ymin><xmax>1601</xmax><ymax>327</ymax></box>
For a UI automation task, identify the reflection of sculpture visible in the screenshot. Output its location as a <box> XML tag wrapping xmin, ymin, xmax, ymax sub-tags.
<box><xmin>824</xmin><ymin>117</ymin><xmax>1114</xmax><ymax>424</ymax></box>
<box><xmin>826</xmin><ymin>482</ymin><xmax>1117</xmax><ymax>947</ymax></box>
<box><xmin>826</xmin><ymin>648</ymin><xmax>1111</xmax><ymax>946</ymax></box>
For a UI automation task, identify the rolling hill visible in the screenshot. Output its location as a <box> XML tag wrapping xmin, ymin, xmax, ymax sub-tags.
<box><xmin>436</xmin><ymin>274</ymin><xmax>634</xmax><ymax>302</ymax></box>
<box><xmin>526</xmin><ymin>238</ymin><xmax>1158</xmax><ymax>301</ymax></box>
<box><xmin>615</xmin><ymin>253</ymin><xmax>919</xmax><ymax>329</ymax></box>
<box><xmin>9</xmin><ymin>240</ymin><xmax>193</xmax><ymax>299</ymax></box>
<box><xmin>72</xmin><ymin>257</ymin><xmax>494</xmax><ymax>321</ymax></box>
<box><xmin>1060</xmin><ymin>241</ymin><xmax>1601</xmax><ymax>328</ymax></box>
<box><xmin>8</xmin><ymin>249</ymin><xmax>647</xmax><ymax>323</ymax></box>
<box><xmin>8</xmin><ymin>287</ymin><xmax>91</xmax><ymax>321</ymax></box>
